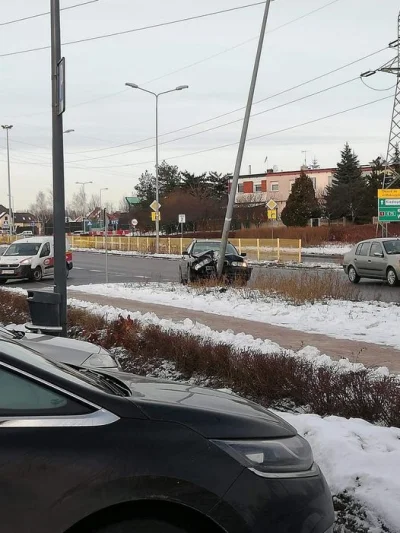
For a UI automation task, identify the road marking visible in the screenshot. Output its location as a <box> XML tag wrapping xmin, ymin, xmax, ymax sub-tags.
<box><xmin>89</xmin><ymin>269</ymin><xmax>103</xmax><ymax>273</ymax></box>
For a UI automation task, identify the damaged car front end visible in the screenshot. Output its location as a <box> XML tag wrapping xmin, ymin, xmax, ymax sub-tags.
<box><xmin>179</xmin><ymin>240</ymin><xmax>252</xmax><ymax>284</ymax></box>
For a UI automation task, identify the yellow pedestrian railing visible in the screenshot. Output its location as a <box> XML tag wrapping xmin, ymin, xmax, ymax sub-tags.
<box><xmin>69</xmin><ymin>236</ymin><xmax>302</xmax><ymax>262</ymax></box>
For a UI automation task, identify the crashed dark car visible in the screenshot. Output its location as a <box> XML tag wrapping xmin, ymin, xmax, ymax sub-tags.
<box><xmin>179</xmin><ymin>240</ymin><xmax>252</xmax><ymax>284</ymax></box>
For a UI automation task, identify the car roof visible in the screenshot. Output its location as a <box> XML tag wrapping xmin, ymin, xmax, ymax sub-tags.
<box><xmin>358</xmin><ymin>238</ymin><xmax>400</xmax><ymax>243</ymax></box>
<box><xmin>12</xmin><ymin>236</ymin><xmax>51</xmax><ymax>244</ymax></box>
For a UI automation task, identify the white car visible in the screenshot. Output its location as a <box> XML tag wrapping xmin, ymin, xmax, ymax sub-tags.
<box><xmin>0</xmin><ymin>236</ymin><xmax>73</xmax><ymax>283</ymax></box>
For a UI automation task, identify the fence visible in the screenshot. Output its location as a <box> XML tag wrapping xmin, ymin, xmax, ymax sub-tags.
<box><xmin>69</xmin><ymin>236</ymin><xmax>302</xmax><ymax>262</ymax></box>
<box><xmin>0</xmin><ymin>235</ymin><xmax>302</xmax><ymax>262</ymax></box>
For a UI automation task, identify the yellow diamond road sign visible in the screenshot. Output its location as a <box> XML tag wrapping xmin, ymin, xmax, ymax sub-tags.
<box><xmin>266</xmin><ymin>199</ymin><xmax>277</xmax><ymax>210</ymax></box>
<box><xmin>150</xmin><ymin>200</ymin><xmax>161</xmax><ymax>211</ymax></box>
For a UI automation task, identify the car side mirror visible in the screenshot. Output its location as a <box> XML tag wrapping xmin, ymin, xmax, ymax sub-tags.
<box><xmin>182</xmin><ymin>251</ymin><xmax>189</xmax><ymax>256</ymax></box>
<box><xmin>241</xmin><ymin>252</ymin><xmax>247</xmax><ymax>257</ymax></box>
<box><xmin>374</xmin><ymin>252</ymin><xmax>384</xmax><ymax>258</ymax></box>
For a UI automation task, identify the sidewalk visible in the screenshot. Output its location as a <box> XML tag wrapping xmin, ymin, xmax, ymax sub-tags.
<box><xmin>68</xmin><ymin>290</ymin><xmax>400</xmax><ymax>373</ymax></box>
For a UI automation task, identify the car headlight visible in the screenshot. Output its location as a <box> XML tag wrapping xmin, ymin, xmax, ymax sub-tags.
<box><xmin>20</xmin><ymin>258</ymin><xmax>32</xmax><ymax>265</ymax></box>
<box><xmin>83</xmin><ymin>352</ymin><xmax>118</xmax><ymax>369</ymax></box>
<box><xmin>231</xmin><ymin>261</ymin><xmax>248</xmax><ymax>268</ymax></box>
<box><xmin>212</xmin><ymin>436</ymin><xmax>315</xmax><ymax>478</ymax></box>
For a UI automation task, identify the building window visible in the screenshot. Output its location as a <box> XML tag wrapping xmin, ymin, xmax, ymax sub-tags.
<box><xmin>255</xmin><ymin>184</ymin><xmax>262</xmax><ymax>192</ymax></box>
<box><xmin>270</xmin><ymin>182</ymin><xmax>279</xmax><ymax>192</ymax></box>
<box><xmin>238</xmin><ymin>184</ymin><xmax>244</xmax><ymax>193</ymax></box>
<box><xmin>328</xmin><ymin>175</ymin><xmax>334</xmax><ymax>187</ymax></box>
<box><xmin>289</xmin><ymin>180</ymin><xmax>295</xmax><ymax>191</ymax></box>
<box><xmin>310</xmin><ymin>177</ymin><xmax>317</xmax><ymax>189</ymax></box>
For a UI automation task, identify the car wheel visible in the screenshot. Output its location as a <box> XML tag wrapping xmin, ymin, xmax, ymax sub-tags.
<box><xmin>94</xmin><ymin>518</ymin><xmax>191</xmax><ymax>533</ymax></box>
<box><xmin>33</xmin><ymin>267</ymin><xmax>43</xmax><ymax>282</ymax></box>
<box><xmin>347</xmin><ymin>266</ymin><xmax>360</xmax><ymax>284</ymax></box>
<box><xmin>386</xmin><ymin>267</ymin><xmax>399</xmax><ymax>287</ymax></box>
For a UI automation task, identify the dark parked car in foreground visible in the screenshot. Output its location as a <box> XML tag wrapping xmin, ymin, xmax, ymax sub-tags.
<box><xmin>343</xmin><ymin>238</ymin><xmax>400</xmax><ymax>286</ymax></box>
<box><xmin>0</xmin><ymin>339</ymin><xmax>334</xmax><ymax>533</ymax></box>
<box><xmin>179</xmin><ymin>239</ymin><xmax>252</xmax><ymax>284</ymax></box>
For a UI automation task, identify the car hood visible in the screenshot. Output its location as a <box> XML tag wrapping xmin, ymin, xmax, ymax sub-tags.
<box><xmin>16</xmin><ymin>334</ymin><xmax>117</xmax><ymax>368</ymax></box>
<box><xmin>107</xmin><ymin>371</ymin><xmax>296</xmax><ymax>439</ymax></box>
<box><xmin>0</xmin><ymin>255</ymin><xmax>31</xmax><ymax>264</ymax></box>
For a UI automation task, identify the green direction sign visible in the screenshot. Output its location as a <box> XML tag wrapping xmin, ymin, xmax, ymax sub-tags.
<box><xmin>378</xmin><ymin>197</ymin><xmax>400</xmax><ymax>221</ymax></box>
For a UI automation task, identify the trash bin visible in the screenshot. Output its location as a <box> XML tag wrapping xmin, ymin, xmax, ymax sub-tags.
<box><xmin>27</xmin><ymin>290</ymin><xmax>61</xmax><ymax>329</ymax></box>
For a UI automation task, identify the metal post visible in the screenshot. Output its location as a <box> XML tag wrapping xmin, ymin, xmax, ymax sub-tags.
<box><xmin>50</xmin><ymin>0</ymin><xmax>67</xmax><ymax>336</ymax></box>
<box><xmin>104</xmin><ymin>208</ymin><xmax>109</xmax><ymax>283</ymax></box>
<box><xmin>155</xmin><ymin>95</ymin><xmax>160</xmax><ymax>253</ymax></box>
<box><xmin>1</xmin><ymin>125</ymin><xmax>13</xmax><ymax>237</ymax></box>
<box><xmin>5</xmin><ymin>127</ymin><xmax>12</xmax><ymax>237</ymax></box>
<box><xmin>217</xmin><ymin>0</ymin><xmax>273</xmax><ymax>277</ymax></box>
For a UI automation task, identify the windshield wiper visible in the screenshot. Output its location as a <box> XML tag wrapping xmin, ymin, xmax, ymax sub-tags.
<box><xmin>78</xmin><ymin>368</ymin><xmax>129</xmax><ymax>397</ymax></box>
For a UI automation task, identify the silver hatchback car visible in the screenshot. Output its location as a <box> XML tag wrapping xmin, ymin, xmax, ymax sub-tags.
<box><xmin>343</xmin><ymin>238</ymin><xmax>400</xmax><ymax>286</ymax></box>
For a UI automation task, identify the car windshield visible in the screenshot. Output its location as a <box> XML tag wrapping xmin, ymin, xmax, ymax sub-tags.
<box><xmin>383</xmin><ymin>240</ymin><xmax>400</xmax><ymax>255</ymax></box>
<box><xmin>0</xmin><ymin>339</ymin><xmax>127</xmax><ymax>396</ymax></box>
<box><xmin>192</xmin><ymin>242</ymin><xmax>238</xmax><ymax>255</ymax></box>
<box><xmin>4</xmin><ymin>242</ymin><xmax>41</xmax><ymax>256</ymax></box>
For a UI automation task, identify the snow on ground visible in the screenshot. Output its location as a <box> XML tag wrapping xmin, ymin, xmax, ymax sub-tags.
<box><xmin>302</xmin><ymin>243</ymin><xmax>354</xmax><ymax>256</ymax></box>
<box><xmin>69</xmin><ymin>282</ymin><xmax>400</xmax><ymax>350</ymax></box>
<box><xmin>280</xmin><ymin>412</ymin><xmax>400</xmax><ymax>533</ymax></box>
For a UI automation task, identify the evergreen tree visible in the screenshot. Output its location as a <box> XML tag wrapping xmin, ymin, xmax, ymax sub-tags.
<box><xmin>134</xmin><ymin>170</ymin><xmax>156</xmax><ymax>206</ymax></box>
<box><xmin>207</xmin><ymin>171</ymin><xmax>230</xmax><ymax>200</ymax></box>
<box><xmin>325</xmin><ymin>143</ymin><xmax>366</xmax><ymax>223</ymax></box>
<box><xmin>281</xmin><ymin>169</ymin><xmax>321</xmax><ymax>227</ymax></box>
<box><xmin>181</xmin><ymin>171</ymin><xmax>208</xmax><ymax>197</ymax></box>
<box><xmin>158</xmin><ymin>161</ymin><xmax>181</xmax><ymax>195</ymax></box>
<box><xmin>361</xmin><ymin>157</ymin><xmax>385</xmax><ymax>222</ymax></box>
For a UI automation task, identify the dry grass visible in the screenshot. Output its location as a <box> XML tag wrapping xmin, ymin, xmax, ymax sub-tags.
<box><xmin>1</xmin><ymin>288</ymin><xmax>399</xmax><ymax>428</ymax></box>
<box><xmin>190</xmin><ymin>269</ymin><xmax>360</xmax><ymax>305</ymax></box>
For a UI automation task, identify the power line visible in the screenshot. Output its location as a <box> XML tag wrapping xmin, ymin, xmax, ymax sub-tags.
<box><xmin>66</xmin><ymin>77</ymin><xmax>360</xmax><ymax>165</ymax></box>
<box><xmin>0</xmin><ymin>0</ymin><xmax>100</xmax><ymax>27</ymax></box>
<box><xmin>2</xmin><ymin>0</ymin><xmax>344</xmax><ymax>120</ymax></box>
<box><xmin>0</xmin><ymin>1</ymin><xmax>268</xmax><ymax>58</ymax></box>
<box><xmin>77</xmin><ymin>95</ymin><xmax>393</xmax><ymax>171</ymax></box>
<box><xmin>67</xmin><ymin>46</ymin><xmax>389</xmax><ymax>157</ymax></box>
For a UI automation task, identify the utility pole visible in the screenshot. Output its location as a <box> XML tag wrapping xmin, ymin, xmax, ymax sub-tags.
<box><xmin>1</xmin><ymin>125</ymin><xmax>13</xmax><ymax>237</ymax></box>
<box><xmin>51</xmin><ymin>0</ymin><xmax>67</xmax><ymax>336</ymax></box>
<box><xmin>361</xmin><ymin>11</ymin><xmax>400</xmax><ymax>188</ymax></box>
<box><xmin>301</xmin><ymin>150</ymin><xmax>309</xmax><ymax>168</ymax></box>
<box><xmin>217</xmin><ymin>0</ymin><xmax>274</xmax><ymax>278</ymax></box>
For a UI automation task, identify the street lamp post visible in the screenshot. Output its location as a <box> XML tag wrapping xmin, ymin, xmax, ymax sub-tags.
<box><xmin>125</xmin><ymin>83</ymin><xmax>189</xmax><ymax>253</ymax></box>
<box><xmin>99</xmin><ymin>187</ymin><xmax>108</xmax><ymax>230</ymax></box>
<box><xmin>1</xmin><ymin>125</ymin><xmax>13</xmax><ymax>237</ymax></box>
<box><xmin>76</xmin><ymin>181</ymin><xmax>92</xmax><ymax>232</ymax></box>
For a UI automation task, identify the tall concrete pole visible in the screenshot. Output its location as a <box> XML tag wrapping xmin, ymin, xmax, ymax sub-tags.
<box><xmin>217</xmin><ymin>0</ymin><xmax>274</xmax><ymax>277</ymax></box>
<box><xmin>1</xmin><ymin>126</ymin><xmax>13</xmax><ymax>237</ymax></box>
<box><xmin>51</xmin><ymin>0</ymin><xmax>67</xmax><ymax>335</ymax></box>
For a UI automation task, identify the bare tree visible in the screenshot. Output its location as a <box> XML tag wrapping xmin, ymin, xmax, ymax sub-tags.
<box><xmin>118</xmin><ymin>196</ymin><xmax>128</xmax><ymax>212</ymax></box>
<box><xmin>29</xmin><ymin>190</ymin><xmax>52</xmax><ymax>232</ymax></box>
<box><xmin>71</xmin><ymin>186</ymin><xmax>87</xmax><ymax>216</ymax></box>
<box><xmin>87</xmin><ymin>193</ymin><xmax>100</xmax><ymax>212</ymax></box>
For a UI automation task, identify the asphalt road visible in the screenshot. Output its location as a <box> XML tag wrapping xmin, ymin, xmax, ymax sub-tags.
<box><xmin>2</xmin><ymin>251</ymin><xmax>399</xmax><ymax>303</ymax></box>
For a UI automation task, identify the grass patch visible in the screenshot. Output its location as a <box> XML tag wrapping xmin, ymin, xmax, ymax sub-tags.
<box><xmin>189</xmin><ymin>269</ymin><xmax>361</xmax><ymax>305</ymax></box>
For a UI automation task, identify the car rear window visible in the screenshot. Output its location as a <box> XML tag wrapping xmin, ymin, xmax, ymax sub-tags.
<box><xmin>356</xmin><ymin>242</ymin><xmax>370</xmax><ymax>256</ymax></box>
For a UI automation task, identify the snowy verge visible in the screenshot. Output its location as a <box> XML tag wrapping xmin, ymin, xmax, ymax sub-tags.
<box><xmin>69</xmin><ymin>282</ymin><xmax>400</xmax><ymax>350</ymax></box>
<box><xmin>302</xmin><ymin>244</ymin><xmax>354</xmax><ymax>256</ymax></box>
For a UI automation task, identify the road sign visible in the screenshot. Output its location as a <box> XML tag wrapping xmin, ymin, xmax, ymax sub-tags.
<box><xmin>178</xmin><ymin>214</ymin><xmax>186</xmax><ymax>224</ymax></box>
<box><xmin>150</xmin><ymin>200</ymin><xmax>161</xmax><ymax>212</ymax></box>
<box><xmin>151</xmin><ymin>212</ymin><xmax>161</xmax><ymax>222</ymax></box>
<box><xmin>378</xmin><ymin>189</ymin><xmax>400</xmax><ymax>199</ymax></box>
<box><xmin>378</xmin><ymin>207</ymin><xmax>400</xmax><ymax>222</ymax></box>
<box><xmin>57</xmin><ymin>57</ymin><xmax>66</xmax><ymax>115</ymax></box>
<box><xmin>267</xmin><ymin>209</ymin><xmax>277</xmax><ymax>220</ymax></box>
<box><xmin>131</xmin><ymin>218</ymin><xmax>138</xmax><ymax>226</ymax></box>
<box><xmin>378</xmin><ymin>189</ymin><xmax>400</xmax><ymax>221</ymax></box>
<box><xmin>266</xmin><ymin>199</ymin><xmax>277</xmax><ymax>210</ymax></box>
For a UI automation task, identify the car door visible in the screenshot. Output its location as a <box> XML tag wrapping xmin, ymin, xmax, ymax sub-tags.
<box><xmin>365</xmin><ymin>242</ymin><xmax>387</xmax><ymax>278</ymax></box>
<box><xmin>39</xmin><ymin>241</ymin><xmax>53</xmax><ymax>277</ymax></box>
<box><xmin>353</xmin><ymin>242</ymin><xmax>371</xmax><ymax>276</ymax></box>
<box><xmin>180</xmin><ymin>243</ymin><xmax>192</xmax><ymax>281</ymax></box>
<box><xmin>0</xmin><ymin>361</ymin><xmax>108</xmax><ymax>533</ymax></box>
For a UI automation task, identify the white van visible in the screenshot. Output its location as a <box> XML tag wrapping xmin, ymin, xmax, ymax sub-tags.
<box><xmin>0</xmin><ymin>236</ymin><xmax>73</xmax><ymax>284</ymax></box>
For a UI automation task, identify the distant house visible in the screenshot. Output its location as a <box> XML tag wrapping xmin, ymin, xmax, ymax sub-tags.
<box><xmin>125</xmin><ymin>197</ymin><xmax>141</xmax><ymax>210</ymax></box>
<box><xmin>14</xmin><ymin>212</ymin><xmax>39</xmax><ymax>234</ymax></box>
<box><xmin>0</xmin><ymin>204</ymin><xmax>12</xmax><ymax>233</ymax></box>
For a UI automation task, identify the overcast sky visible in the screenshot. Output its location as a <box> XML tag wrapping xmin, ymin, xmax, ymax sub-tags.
<box><xmin>0</xmin><ymin>0</ymin><xmax>399</xmax><ymax>210</ymax></box>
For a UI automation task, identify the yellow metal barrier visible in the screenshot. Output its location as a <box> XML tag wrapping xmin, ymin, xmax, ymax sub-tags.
<box><xmin>70</xmin><ymin>236</ymin><xmax>302</xmax><ymax>262</ymax></box>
